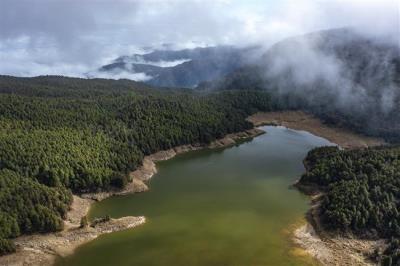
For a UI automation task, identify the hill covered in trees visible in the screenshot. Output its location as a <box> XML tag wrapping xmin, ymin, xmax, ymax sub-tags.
<box><xmin>200</xmin><ymin>28</ymin><xmax>400</xmax><ymax>143</ymax></box>
<box><xmin>0</xmin><ymin>75</ymin><xmax>273</xmax><ymax>254</ymax></box>
<box><xmin>299</xmin><ymin>146</ymin><xmax>400</xmax><ymax>265</ymax></box>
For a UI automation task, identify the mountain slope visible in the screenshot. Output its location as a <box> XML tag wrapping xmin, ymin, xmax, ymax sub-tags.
<box><xmin>204</xmin><ymin>28</ymin><xmax>400</xmax><ymax>142</ymax></box>
<box><xmin>98</xmin><ymin>46</ymin><xmax>258</xmax><ymax>88</ymax></box>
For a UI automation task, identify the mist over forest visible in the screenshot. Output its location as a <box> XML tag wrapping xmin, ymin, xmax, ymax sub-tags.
<box><xmin>203</xmin><ymin>28</ymin><xmax>400</xmax><ymax>141</ymax></box>
<box><xmin>0</xmin><ymin>0</ymin><xmax>400</xmax><ymax>265</ymax></box>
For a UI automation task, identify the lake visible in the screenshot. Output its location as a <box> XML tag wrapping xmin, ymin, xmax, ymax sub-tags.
<box><xmin>56</xmin><ymin>126</ymin><xmax>333</xmax><ymax>266</ymax></box>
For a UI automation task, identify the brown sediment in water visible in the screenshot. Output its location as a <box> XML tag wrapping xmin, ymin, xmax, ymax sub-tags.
<box><xmin>0</xmin><ymin>127</ymin><xmax>264</xmax><ymax>266</ymax></box>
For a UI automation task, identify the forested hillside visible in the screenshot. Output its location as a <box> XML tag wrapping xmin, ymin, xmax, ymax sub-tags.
<box><xmin>299</xmin><ymin>146</ymin><xmax>400</xmax><ymax>264</ymax></box>
<box><xmin>0</xmin><ymin>75</ymin><xmax>273</xmax><ymax>254</ymax></box>
<box><xmin>201</xmin><ymin>28</ymin><xmax>400</xmax><ymax>143</ymax></box>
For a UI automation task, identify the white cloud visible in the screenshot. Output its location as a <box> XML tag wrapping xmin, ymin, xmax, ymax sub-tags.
<box><xmin>0</xmin><ymin>0</ymin><xmax>397</xmax><ymax>78</ymax></box>
<box><xmin>120</xmin><ymin>57</ymin><xmax>192</xmax><ymax>68</ymax></box>
<box><xmin>89</xmin><ymin>71</ymin><xmax>153</xmax><ymax>82</ymax></box>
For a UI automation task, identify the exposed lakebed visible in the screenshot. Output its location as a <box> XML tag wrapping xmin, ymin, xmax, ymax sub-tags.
<box><xmin>56</xmin><ymin>126</ymin><xmax>333</xmax><ymax>266</ymax></box>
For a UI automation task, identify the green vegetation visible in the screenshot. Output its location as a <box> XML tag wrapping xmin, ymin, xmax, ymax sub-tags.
<box><xmin>0</xmin><ymin>169</ymin><xmax>72</xmax><ymax>253</ymax></box>
<box><xmin>380</xmin><ymin>238</ymin><xmax>400</xmax><ymax>266</ymax></box>
<box><xmin>0</xmin><ymin>75</ymin><xmax>273</xmax><ymax>254</ymax></box>
<box><xmin>206</xmin><ymin>29</ymin><xmax>400</xmax><ymax>143</ymax></box>
<box><xmin>0</xmin><ymin>238</ymin><xmax>15</xmax><ymax>256</ymax></box>
<box><xmin>80</xmin><ymin>216</ymin><xmax>89</xmax><ymax>228</ymax></box>
<box><xmin>299</xmin><ymin>146</ymin><xmax>400</xmax><ymax>265</ymax></box>
<box><xmin>90</xmin><ymin>215</ymin><xmax>111</xmax><ymax>228</ymax></box>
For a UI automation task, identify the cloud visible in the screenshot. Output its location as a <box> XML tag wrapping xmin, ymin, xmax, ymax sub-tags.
<box><xmin>88</xmin><ymin>71</ymin><xmax>153</xmax><ymax>82</ymax></box>
<box><xmin>119</xmin><ymin>57</ymin><xmax>192</xmax><ymax>68</ymax></box>
<box><xmin>0</xmin><ymin>0</ymin><xmax>398</xmax><ymax>79</ymax></box>
<box><xmin>258</xmin><ymin>26</ymin><xmax>399</xmax><ymax>120</ymax></box>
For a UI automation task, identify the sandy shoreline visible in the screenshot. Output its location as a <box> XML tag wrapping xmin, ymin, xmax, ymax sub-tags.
<box><xmin>291</xmin><ymin>193</ymin><xmax>383</xmax><ymax>266</ymax></box>
<box><xmin>247</xmin><ymin>111</ymin><xmax>386</xmax><ymax>149</ymax></box>
<box><xmin>0</xmin><ymin>127</ymin><xmax>264</xmax><ymax>266</ymax></box>
<box><xmin>248</xmin><ymin>111</ymin><xmax>386</xmax><ymax>266</ymax></box>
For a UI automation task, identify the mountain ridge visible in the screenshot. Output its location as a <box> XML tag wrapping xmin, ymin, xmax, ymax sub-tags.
<box><xmin>98</xmin><ymin>46</ymin><xmax>261</xmax><ymax>88</ymax></box>
<box><xmin>200</xmin><ymin>28</ymin><xmax>400</xmax><ymax>142</ymax></box>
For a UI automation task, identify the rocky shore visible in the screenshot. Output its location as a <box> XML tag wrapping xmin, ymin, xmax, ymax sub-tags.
<box><xmin>0</xmin><ymin>195</ymin><xmax>145</xmax><ymax>266</ymax></box>
<box><xmin>293</xmin><ymin>223</ymin><xmax>383</xmax><ymax>266</ymax></box>
<box><xmin>292</xmin><ymin>193</ymin><xmax>383</xmax><ymax>266</ymax></box>
<box><xmin>0</xmin><ymin>127</ymin><xmax>264</xmax><ymax>266</ymax></box>
<box><xmin>249</xmin><ymin>111</ymin><xmax>386</xmax><ymax>265</ymax></box>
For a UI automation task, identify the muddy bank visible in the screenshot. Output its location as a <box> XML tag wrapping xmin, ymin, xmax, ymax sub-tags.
<box><xmin>293</xmin><ymin>224</ymin><xmax>382</xmax><ymax>266</ymax></box>
<box><xmin>0</xmin><ymin>127</ymin><xmax>264</xmax><ymax>266</ymax></box>
<box><xmin>248</xmin><ymin>111</ymin><xmax>385</xmax><ymax>149</ymax></box>
<box><xmin>292</xmin><ymin>194</ymin><xmax>383</xmax><ymax>266</ymax></box>
<box><xmin>0</xmin><ymin>195</ymin><xmax>145</xmax><ymax>266</ymax></box>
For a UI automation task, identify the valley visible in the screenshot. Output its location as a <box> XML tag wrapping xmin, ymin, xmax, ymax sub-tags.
<box><xmin>0</xmin><ymin>107</ymin><xmax>387</xmax><ymax>265</ymax></box>
<box><xmin>0</xmin><ymin>4</ymin><xmax>399</xmax><ymax>264</ymax></box>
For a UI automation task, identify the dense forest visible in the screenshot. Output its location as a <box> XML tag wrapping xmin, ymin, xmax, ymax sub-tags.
<box><xmin>0</xmin><ymin>75</ymin><xmax>273</xmax><ymax>254</ymax></box>
<box><xmin>0</xmin><ymin>170</ymin><xmax>72</xmax><ymax>254</ymax></box>
<box><xmin>299</xmin><ymin>146</ymin><xmax>400</xmax><ymax>265</ymax></box>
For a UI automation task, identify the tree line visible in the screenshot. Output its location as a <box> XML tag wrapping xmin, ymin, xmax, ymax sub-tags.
<box><xmin>299</xmin><ymin>146</ymin><xmax>400</xmax><ymax>265</ymax></box>
<box><xmin>0</xmin><ymin>75</ymin><xmax>273</xmax><ymax>254</ymax></box>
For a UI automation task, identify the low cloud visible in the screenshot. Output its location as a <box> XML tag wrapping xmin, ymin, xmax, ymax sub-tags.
<box><xmin>88</xmin><ymin>71</ymin><xmax>153</xmax><ymax>82</ymax></box>
<box><xmin>258</xmin><ymin>27</ymin><xmax>399</xmax><ymax>118</ymax></box>
<box><xmin>0</xmin><ymin>0</ymin><xmax>398</xmax><ymax>79</ymax></box>
<box><xmin>118</xmin><ymin>57</ymin><xmax>192</xmax><ymax>68</ymax></box>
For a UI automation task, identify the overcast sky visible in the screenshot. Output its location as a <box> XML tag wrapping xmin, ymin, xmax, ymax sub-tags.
<box><xmin>0</xmin><ymin>0</ymin><xmax>398</xmax><ymax>77</ymax></box>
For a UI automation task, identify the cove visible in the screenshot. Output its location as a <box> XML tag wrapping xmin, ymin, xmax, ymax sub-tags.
<box><xmin>56</xmin><ymin>126</ymin><xmax>333</xmax><ymax>266</ymax></box>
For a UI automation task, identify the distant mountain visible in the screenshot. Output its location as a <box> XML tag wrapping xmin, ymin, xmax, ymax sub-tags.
<box><xmin>98</xmin><ymin>46</ymin><xmax>260</xmax><ymax>88</ymax></box>
<box><xmin>201</xmin><ymin>28</ymin><xmax>400</xmax><ymax>141</ymax></box>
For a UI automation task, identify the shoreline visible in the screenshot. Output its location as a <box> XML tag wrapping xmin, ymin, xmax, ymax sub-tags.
<box><xmin>1</xmin><ymin>110</ymin><xmax>387</xmax><ymax>266</ymax></box>
<box><xmin>247</xmin><ymin>111</ymin><xmax>386</xmax><ymax>149</ymax></box>
<box><xmin>291</xmin><ymin>190</ymin><xmax>384</xmax><ymax>266</ymax></box>
<box><xmin>0</xmin><ymin>127</ymin><xmax>264</xmax><ymax>266</ymax></box>
<box><xmin>80</xmin><ymin>128</ymin><xmax>265</xmax><ymax>202</ymax></box>
<box><xmin>0</xmin><ymin>196</ymin><xmax>146</xmax><ymax>266</ymax></box>
<box><xmin>247</xmin><ymin>111</ymin><xmax>386</xmax><ymax>266</ymax></box>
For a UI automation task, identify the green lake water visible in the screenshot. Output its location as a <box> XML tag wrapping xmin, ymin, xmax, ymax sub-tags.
<box><xmin>56</xmin><ymin>126</ymin><xmax>333</xmax><ymax>266</ymax></box>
